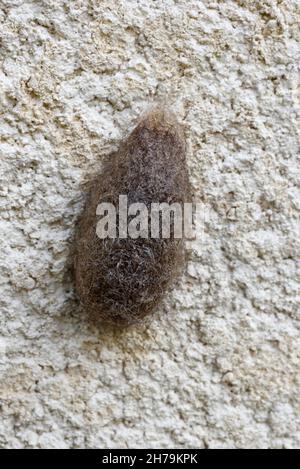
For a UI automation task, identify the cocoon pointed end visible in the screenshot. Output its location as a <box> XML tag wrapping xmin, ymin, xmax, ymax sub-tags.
<box><xmin>75</xmin><ymin>107</ymin><xmax>191</xmax><ymax>325</ymax></box>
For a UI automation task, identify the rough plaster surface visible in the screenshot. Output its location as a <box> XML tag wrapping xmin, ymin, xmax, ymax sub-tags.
<box><xmin>0</xmin><ymin>0</ymin><xmax>300</xmax><ymax>449</ymax></box>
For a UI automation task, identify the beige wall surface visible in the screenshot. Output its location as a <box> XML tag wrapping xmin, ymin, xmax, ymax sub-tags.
<box><xmin>0</xmin><ymin>0</ymin><xmax>299</xmax><ymax>448</ymax></box>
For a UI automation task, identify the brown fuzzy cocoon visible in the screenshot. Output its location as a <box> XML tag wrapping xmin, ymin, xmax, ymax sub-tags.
<box><xmin>75</xmin><ymin>107</ymin><xmax>191</xmax><ymax>325</ymax></box>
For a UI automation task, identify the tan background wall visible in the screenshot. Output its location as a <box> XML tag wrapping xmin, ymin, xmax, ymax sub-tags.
<box><xmin>0</xmin><ymin>0</ymin><xmax>299</xmax><ymax>448</ymax></box>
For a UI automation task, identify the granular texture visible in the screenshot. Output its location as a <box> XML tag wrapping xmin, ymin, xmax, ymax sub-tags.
<box><xmin>1</xmin><ymin>0</ymin><xmax>300</xmax><ymax>449</ymax></box>
<box><xmin>75</xmin><ymin>108</ymin><xmax>191</xmax><ymax>325</ymax></box>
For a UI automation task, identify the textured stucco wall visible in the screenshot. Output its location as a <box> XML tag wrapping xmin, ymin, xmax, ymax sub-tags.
<box><xmin>0</xmin><ymin>0</ymin><xmax>300</xmax><ymax>449</ymax></box>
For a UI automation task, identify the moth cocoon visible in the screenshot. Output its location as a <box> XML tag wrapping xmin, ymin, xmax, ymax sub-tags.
<box><xmin>75</xmin><ymin>107</ymin><xmax>191</xmax><ymax>325</ymax></box>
